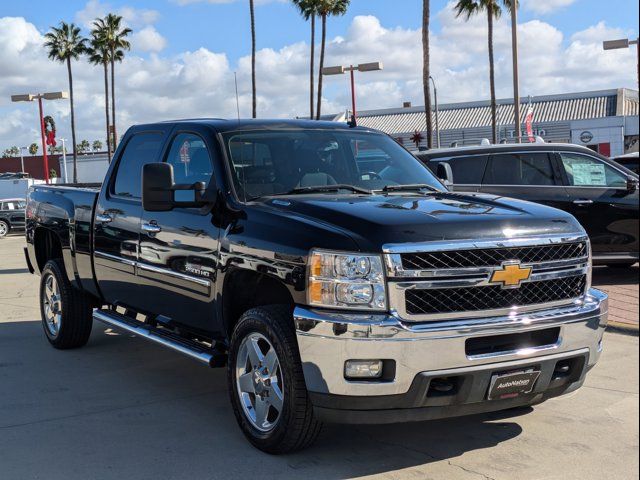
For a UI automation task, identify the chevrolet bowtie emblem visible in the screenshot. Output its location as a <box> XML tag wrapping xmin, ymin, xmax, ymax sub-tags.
<box><xmin>490</xmin><ymin>262</ymin><xmax>532</xmax><ymax>288</ymax></box>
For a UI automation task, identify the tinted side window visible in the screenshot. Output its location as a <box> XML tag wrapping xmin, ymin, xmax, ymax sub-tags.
<box><xmin>112</xmin><ymin>132</ymin><xmax>164</xmax><ymax>198</ymax></box>
<box><xmin>434</xmin><ymin>155</ymin><xmax>488</xmax><ymax>184</ymax></box>
<box><xmin>484</xmin><ymin>153</ymin><xmax>556</xmax><ymax>186</ymax></box>
<box><xmin>560</xmin><ymin>153</ymin><xmax>627</xmax><ymax>187</ymax></box>
<box><xmin>165</xmin><ymin>133</ymin><xmax>214</xmax><ymax>202</ymax></box>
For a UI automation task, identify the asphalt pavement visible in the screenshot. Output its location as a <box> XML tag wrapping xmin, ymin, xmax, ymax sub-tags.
<box><xmin>0</xmin><ymin>234</ymin><xmax>638</xmax><ymax>480</ymax></box>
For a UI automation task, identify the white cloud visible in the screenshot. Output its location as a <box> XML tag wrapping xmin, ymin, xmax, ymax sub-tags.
<box><xmin>0</xmin><ymin>4</ymin><xmax>637</xmax><ymax>156</ymax></box>
<box><xmin>131</xmin><ymin>26</ymin><xmax>167</xmax><ymax>53</ymax></box>
<box><xmin>173</xmin><ymin>0</ymin><xmax>286</xmax><ymax>5</ymax></box>
<box><xmin>522</xmin><ymin>0</ymin><xmax>577</xmax><ymax>15</ymax></box>
<box><xmin>75</xmin><ymin>0</ymin><xmax>160</xmax><ymax>29</ymax></box>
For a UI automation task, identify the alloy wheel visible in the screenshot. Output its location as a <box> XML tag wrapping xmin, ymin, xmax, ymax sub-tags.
<box><xmin>42</xmin><ymin>273</ymin><xmax>63</xmax><ymax>337</ymax></box>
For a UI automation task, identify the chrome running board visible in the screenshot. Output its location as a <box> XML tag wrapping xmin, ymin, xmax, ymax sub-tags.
<box><xmin>93</xmin><ymin>309</ymin><xmax>226</xmax><ymax>367</ymax></box>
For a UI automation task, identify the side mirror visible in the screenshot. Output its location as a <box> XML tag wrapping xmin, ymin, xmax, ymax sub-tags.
<box><xmin>142</xmin><ymin>163</ymin><xmax>208</xmax><ymax>212</ymax></box>
<box><xmin>143</xmin><ymin>163</ymin><xmax>175</xmax><ymax>212</ymax></box>
<box><xmin>436</xmin><ymin>162</ymin><xmax>454</xmax><ymax>187</ymax></box>
<box><xmin>627</xmin><ymin>177</ymin><xmax>639</xmax><ymax>193</ymax></box>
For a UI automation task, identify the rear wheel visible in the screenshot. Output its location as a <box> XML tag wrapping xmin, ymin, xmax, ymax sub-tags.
<box><xmin>0</xmin><ymin>220</ymin><xmax>9</xmax><ymax>238</ymax></box>
<box><xmin>228</xmin><ymin>305</ymin><xmax>321</xmax><ymax>454</ymax></box>
<box><xmin>40</xmin><ymin>259</ymin><xmax>93</xmax><ymax>349</ymax></box>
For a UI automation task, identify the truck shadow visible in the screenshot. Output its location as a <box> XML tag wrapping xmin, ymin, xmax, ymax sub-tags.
<box><xmin>0</xmin><ymin>321</ymin><xmax>524</xmax><ymax>480</ymax></box>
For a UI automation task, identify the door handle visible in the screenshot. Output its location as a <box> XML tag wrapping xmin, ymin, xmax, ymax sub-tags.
<box><xmin>572</xmin><ymin>199</ymin><xmax>594</xmax><ymax>205</ymax></box>
<box><xmin>96</xmin><ymin>213</ymin><xmax>113</xmax><ymax>223</ymax></box>
<box><xmin>141</xmin><ymin>222</ymin><xmax>162</xmax><ymax>234</ymax></box>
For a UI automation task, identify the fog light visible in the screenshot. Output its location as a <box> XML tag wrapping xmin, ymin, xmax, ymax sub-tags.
<box><xmin>344</xmin><ymin>360</ymin><xmax>383</xmax><ymax>379</ymax></box>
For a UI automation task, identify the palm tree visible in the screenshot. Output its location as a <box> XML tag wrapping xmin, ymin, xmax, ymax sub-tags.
<box><xmin>94</xmin><ymin>14</ymin><xmax>131</xmax><ymax>148</ymax></box>
<box><xmin>292</xmin><ymin>0</ymin><xmax>319</xmax><ymax>119</ymax></box>
<box><xmin>454</xmin><ymin>0</ymin><xmax>515</xmax><ymax>143</ymax></box>
<box><xmin>422</xmin><ymin>0</ymin><xmax>433</xmax><ymax>148</ymax></box>
<box><xmin>44</xmin><ymin>22</ymin><xmax>87</xmax><ymax>183</ymax></box>
<box><xmin>249</xmin><ymin>0</ymin><xmax>257</xmax><ymax>118</ymax></box>
<box><xmin>315</xmin><ymin>0</ymin><xmax>350</xmax><ymax>120</ymax></box>
<box><xmin>86</xmin><ymin>36</ymin><xmax>112</xmax><ymax>162</ymax></box>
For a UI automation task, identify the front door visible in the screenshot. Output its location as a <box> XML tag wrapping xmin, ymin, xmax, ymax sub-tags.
<box><xmin>137</xmin><ymin>130</ymin><xmax>221</xmax><ymax>334</ymax></box>
<box><xmin>555</xmin><ymin>151</ymin><xmax>639</xmax><ymax>256</ymax></box>
<box><xmin>479</xmin><ymin>151</ymin><xmax>568</xmax><ymax>209</ymax></box>
<box><xmin>94</xmin><ymin>128</ymin><xmax>170</xmax><ymax>309</ymax></box>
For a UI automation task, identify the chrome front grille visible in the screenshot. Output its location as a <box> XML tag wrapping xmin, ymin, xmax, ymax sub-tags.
<box><xmin>384</xmin><ymin>235</ymin><xmax>591</xmax><ymax>321</ymax></box>
<box><xmin>400</xmin><ymin>242</ymin><xmax>587</xmax><ymax>270</ymax></box>
<box><xmin>405</xmin><ymin>275</ymin><xmax>587</xmax><ymax>315</ymax></box>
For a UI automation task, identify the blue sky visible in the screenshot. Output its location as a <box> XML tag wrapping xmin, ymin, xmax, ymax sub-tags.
<box><xmin>5</xmin><ymin>0</ymin><xmax>638</xmax><ymax>65</ymax></box>
<box><xmin>0</xmin><ymin>0</ymin><xmax>638</xmax><ymax>150</ymax></box>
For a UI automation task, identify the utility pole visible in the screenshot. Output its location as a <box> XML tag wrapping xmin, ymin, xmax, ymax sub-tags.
<box><xmin>510</xmin><ymin>3</ymin><xmax>521</xmax><ymax>143</ymax></box>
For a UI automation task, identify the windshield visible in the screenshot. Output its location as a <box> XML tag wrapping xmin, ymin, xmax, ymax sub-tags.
<box><xmin>222</xmin><ymin>129</ymin><xmax>443</xmax><ymax>201</ymax></box>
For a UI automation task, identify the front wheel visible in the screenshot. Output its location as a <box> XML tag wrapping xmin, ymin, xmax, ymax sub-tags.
<box><xmin>40</xmin><ymin>259</ymin><xmax>93</xmax><ymax>349</ymax></box>
<box><xmin>0</xmin><ymin>220</ymin><xmax>9</xmax><ymax>238</ymax></box>
<box><xmin>227</xmin><ymin>305</ymin><xmax>321</xmax><ymax>454</ymax></box>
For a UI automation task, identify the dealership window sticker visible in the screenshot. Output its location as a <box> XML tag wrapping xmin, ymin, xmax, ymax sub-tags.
<box><xmin>570</xmin><ymin>162</ymin><xmax>606</xmax><ymax>186</ymax></box>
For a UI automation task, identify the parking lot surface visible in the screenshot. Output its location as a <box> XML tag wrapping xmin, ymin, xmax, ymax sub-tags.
<box><xmin>0</xmin><ymin>234</ymin><xmax>638</xmax><ymax>480</ymax></box>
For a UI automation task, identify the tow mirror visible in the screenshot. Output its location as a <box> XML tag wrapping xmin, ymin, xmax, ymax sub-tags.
<box><xmin>142</xmin><ymin>163</ymin><xmax>208</xmax><ymax>212</ymax></box>
<box><xmin>436</xmin><ymin>162</ymin><xmax>454</xmax><ymax>187</ymax></box>
<box><xmin>627</xmin><ymin>177</ymin><xmax>639</xmax><ymax>193</ymax></box>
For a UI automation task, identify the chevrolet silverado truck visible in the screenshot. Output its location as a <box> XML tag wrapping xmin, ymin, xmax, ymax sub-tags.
<box><xmin>25</xmin><ymin>119</ymin><xmax>608</xmax><ymax>454</ymax></box>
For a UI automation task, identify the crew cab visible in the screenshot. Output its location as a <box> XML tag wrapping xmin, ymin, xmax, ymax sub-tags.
<box><xmin>25</xmin><ymin>119</ymin><xmax>608</xmax><ymax>453</ymax></box>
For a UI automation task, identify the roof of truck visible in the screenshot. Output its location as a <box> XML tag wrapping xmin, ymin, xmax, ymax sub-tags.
<box><xmin>145</xmin><ymin>118</ymin><xmax>377</xmax><ymax>133</ymax></box>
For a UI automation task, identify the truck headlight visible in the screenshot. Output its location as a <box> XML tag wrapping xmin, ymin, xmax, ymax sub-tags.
<box><xmin>307</xmin><ymin>250</ymin><xmax>387</xmax><ymax>310</ymax></box>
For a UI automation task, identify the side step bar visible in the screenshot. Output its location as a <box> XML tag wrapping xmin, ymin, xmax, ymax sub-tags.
<box><xmin>93</xmin><ymin>309</ymin><xmax>226</xmax><ymax>367</ymax></box>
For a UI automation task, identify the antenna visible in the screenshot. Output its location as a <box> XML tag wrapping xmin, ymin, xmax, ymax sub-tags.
<box><xmin>234</xmin><ymin>72</ymin><xmax>240</xmax><ymax>120</ymax></box>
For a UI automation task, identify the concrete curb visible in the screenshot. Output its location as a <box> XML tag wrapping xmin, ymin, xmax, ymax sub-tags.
<box><xmin>606</xmin><ymin>322</ymin><xmax>639</xmax><ymax>336</ymax></box>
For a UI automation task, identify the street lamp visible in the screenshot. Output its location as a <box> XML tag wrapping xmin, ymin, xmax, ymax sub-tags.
<box><xmin>10</xmin><ymin>91</ymin><xmax>68</xmax><ymax>184</ymax></box>
<box><xmin>603</xmin><ymin>38</ymin><xmax>639</xmax><ymax>92</ymax></box>
<box><xmin>429</xmin><ymin>76</ymin><xmax>440</xmax><ymax>148</ymax></box>
<box><xmin>322</xmin><ymin>62</ymin><xmax>383</xmax><ymax>122</ymax></box>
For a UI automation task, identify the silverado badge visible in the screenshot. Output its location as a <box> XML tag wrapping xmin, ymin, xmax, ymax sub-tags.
<box><xmin>490</xmin><ymin>262</ymin><xmax>532</xmax><ymax>289</ymax></box>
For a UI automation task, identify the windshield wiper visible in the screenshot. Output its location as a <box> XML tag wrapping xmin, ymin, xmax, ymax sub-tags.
<box><xmin>275</xmin><ymin>184</ymin><xmax>372</xmax><ymax>196</ymax></box>
<box><xmin>379</xmin><ymin>184</ymin><xmax>441</xmax><ymax>193</ymax></box>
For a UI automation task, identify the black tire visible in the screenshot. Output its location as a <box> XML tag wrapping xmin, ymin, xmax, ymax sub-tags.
<box><xmin>227</xmin><ymin>305</ymin><xmax>322</xmax><ymax>454</ymax></box>
<box><xmin>0</xmin><ymin>220</ymin><xmax>9</xmax><ymax>238</ymax></box>
<box><xmin>606</xmin><ymin>262</ymin><xmax>636</xmax><ymax>269</ymax></box>
<box><xmin>39</xmin><ymin>258</ymin><xmax>93</xmax><ymax>349</ymax></box>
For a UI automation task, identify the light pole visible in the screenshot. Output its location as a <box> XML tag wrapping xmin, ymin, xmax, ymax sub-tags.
<box><xmin>322</xmin><ymin>62</ymin><xmax>383</xmax><ymax>122</ymax></box>
<box><xmin>510</xmin><ymin>3</ymin><xmax>522</xmax><ymax>143</ymax></box>
<box><xmin>10</xmin><ymin>91</ymin><xmax>68</xmax><ymax>184</ymax></box>
<box><xmin>603</xmin><ymin>38</ymin><xmax>639</xmax><ymax>92</ymax></box>
<box><xmin>59</xmin><ymin>138</ymin><xmax>69</xmax><ymax>183</ymax></box>
<box><xmin>19</xmin><ymin>146</ymin><xmax>27</xmax><ymax>173</ymax></box>
<box><xmin>429</xmin><ymin>76</ymin><xmax>440</xmax><ymax>148</ymax></box>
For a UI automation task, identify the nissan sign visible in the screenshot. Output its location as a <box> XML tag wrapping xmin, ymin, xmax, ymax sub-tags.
<box><xmin>580</xmin><ymin>131</ymin><xmax>594</xmax><ymax>143</ymax></box>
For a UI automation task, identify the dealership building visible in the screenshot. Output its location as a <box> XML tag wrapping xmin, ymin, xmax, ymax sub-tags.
<box><xmin>337</xmin><ymin>88</ymin><xmax>639</xmax><ymax>157</ymax></box>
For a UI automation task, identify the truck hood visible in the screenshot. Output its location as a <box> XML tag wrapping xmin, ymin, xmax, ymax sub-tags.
<box><xmin>256</xmin><ymin>191</ymin><xmax>583</xmax><ymax>252</ymax></box>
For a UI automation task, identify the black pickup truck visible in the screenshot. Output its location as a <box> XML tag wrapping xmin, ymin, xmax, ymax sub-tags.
<box><xmin>25</xmin><ymin>119</ymin><xmax>608</xmax><ymax>453</ymax></box>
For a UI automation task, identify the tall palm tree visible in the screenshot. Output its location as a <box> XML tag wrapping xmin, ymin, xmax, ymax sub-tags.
<box><xmin>455</xmin><ymin>0</ymin><xmax>514</xmax><ymax>143</ymax></box>
<box><xmin>86</xmin><ymin>36</ymin><xmax>112</xmax><ymax>162</ymax></box>
<box><xmin>315</xmin><ymin>0</ymin><xmax>350</xmax><ymax>120</ymax></box>
<box><xmin>292</xmin><ymin>0</ymin><xmax>319</xmax><ymax>119</ymax></box>
<box><xmin>94</xmin><ymin>14</ymin><xmax>131</xmax><ymax>148</ymax></box>
<box><xmin>422</xmin><ymin>0</ymin><xmax>433</xmax><ymax>148</ymax></box>
<box><xmin>44</xmin><ymin>22</ymin><xmax>87</xmax><ymax>183</ymax></box>
<box><xmin>249</xmin><ymin>0</ymin><xmax>257</xmax><ymax>118</ymax></box>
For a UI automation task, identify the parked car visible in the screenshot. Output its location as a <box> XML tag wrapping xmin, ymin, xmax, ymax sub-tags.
<box><xmin>416</xmin><ymin>143</ymin><xmax>639</xmax><ymax>268</ymax></box>
<box><xmin>611</xmin><ymin>152</ymin><xmax>639</xmax><ymax>174</ymax></box>
<box><xmin>0</xmin><ymin>198</ymin><xmax>26</xmax><ymax>238</ymax></box>
<box><xmin>25</xmin><ymin>119</ymin><xmax>608</xmax><ymax>453</ymax></box>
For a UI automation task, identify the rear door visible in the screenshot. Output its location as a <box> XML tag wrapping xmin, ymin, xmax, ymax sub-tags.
<box><xmin>479</xmin><ymin>151</ymin><xmax>569</xmax><ymax>210</ymax></box>
<box><xmin>93</xmin><ymin>127</ymin><xmax>170</xmax><ymax>309</ymax></box>
<box><xmin>137</xmin><ymin>128</ymin><xmax>222</xmax><ymax>333</ymax></box>
<box><xmin>555</xmin><ymin>151</ymin><xmax>639</xmax><ymax>256</ymax></box>
<box><xmin>427</xmin><ymin>155</ymin><xmax>488</xmax><ymax>193</ymax></box>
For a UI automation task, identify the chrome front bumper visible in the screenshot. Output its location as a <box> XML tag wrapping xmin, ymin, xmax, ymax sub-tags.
<box><xmin>294</xmin><ymin>289</ymin><xmax>608</xmax><ymax>397</ymax></box>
